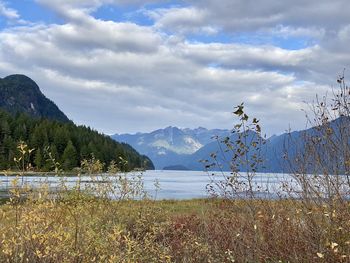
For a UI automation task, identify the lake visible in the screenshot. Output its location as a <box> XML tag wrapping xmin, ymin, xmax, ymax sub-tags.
<box><xmin>0</xmin><ymin>170</ymin><xmax>297</xmax><ymax>200</ymax></box>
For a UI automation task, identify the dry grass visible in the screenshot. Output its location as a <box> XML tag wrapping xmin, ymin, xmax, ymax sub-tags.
<box><xmin>0</xmin><ymin>190</ymin><xmax>349</xmax><ymax>262</ymax></box>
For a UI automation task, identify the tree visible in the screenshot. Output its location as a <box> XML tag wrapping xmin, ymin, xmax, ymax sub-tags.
<box><xmin>53</xmin><ymin>127</ymin><xmax>68</xmax><ymax>155</ymax></box>
<box><xmin>61</xmin><ymin>140</ymin><xmax>77</xmax><ymax>171</ymax></box>
<box><xmin>34</xmin><ymin>148</ymin><xmax>43</xmax><ymax>169</ymax></box>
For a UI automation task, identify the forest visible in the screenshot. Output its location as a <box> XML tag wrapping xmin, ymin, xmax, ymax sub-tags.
<box><xmin>0</xmin><ymin>109</ymin><xmax>154</xmax><ymax>172</ymax></box>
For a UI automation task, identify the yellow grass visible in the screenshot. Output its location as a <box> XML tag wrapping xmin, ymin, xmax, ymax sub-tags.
<box><xmin>0</xmin><ymin>192</ymin><xmax>349</xmax><ymax>262</ymax></box>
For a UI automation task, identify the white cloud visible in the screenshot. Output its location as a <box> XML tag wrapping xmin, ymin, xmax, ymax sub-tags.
<box><xmin>182</xmin><ymin>0</ymin><xmax>350</xmax><ymax>32</ymax></box>
<box><xmin>146</xmin><ymin>7</ymin><xmax>219</xmax><ymax>35</ymax></box>
<box><xmin>175</xmin><ymin>42</ymin><xmax>315</xmax><ymax>69</ymax></box>
<box><xmin>0</xmin><ymin>1</ymin><xmax>19</xmax><ymax>20</ymax></box>
<box><xmin>36</xmin><ymin>0</ymin><xmax>161</xmax><ymax>17</ymax></box>
<box><xmin>0</xmin><ymin>0</ymin><xmax>349</xmax><ymax>136</ymax></box>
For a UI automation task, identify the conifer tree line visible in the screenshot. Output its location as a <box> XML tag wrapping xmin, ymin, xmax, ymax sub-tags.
<box><xmin>0</xmin><ymin>110</ymin><xmax>154</xmax><ymax>171</ymax></box>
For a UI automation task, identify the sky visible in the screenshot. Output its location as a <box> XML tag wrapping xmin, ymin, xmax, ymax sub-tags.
<box><xmin>0</xmin><ymin>0</ymin><xmax>349</xmax><ymax>136</ymax></box>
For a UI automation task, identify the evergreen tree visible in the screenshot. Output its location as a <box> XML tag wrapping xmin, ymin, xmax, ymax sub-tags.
<box><xmin>62</xmin><ymin>140</ymin><xmax>77</xmax><ymax>171</ymax></box>
<box><xmin>34</xmin><ymin>148</ymin><xmax>43</xmax><ymax>169</ymax></box>
<box><xmin>53</xmin><ymin>127</ymin><xmax>68</xmax><ymax>155</ymax></box>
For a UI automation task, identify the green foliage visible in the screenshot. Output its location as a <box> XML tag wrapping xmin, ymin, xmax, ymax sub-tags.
<box><xmin>61</xmin><ymin>140</ymin><xmax>78</xmax><ymax>171</ymax></box>
<box><xmin>34</xmin><ymin>148</ymin><xmax>43</xmax><ymax>169</ymax></box>
<box><xmin>0</xmin><ymin>109</ymin><xmax>154</xmax><ymax>171</ymax></box>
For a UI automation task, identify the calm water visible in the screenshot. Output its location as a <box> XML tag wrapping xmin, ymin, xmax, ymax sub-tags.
<box><xmin>0</xmin><ymin>170</ymin><xmax>296</xmax><ymax>200</ymax></box>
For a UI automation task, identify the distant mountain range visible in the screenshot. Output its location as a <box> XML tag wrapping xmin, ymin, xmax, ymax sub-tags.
<box><xmin>113</xmin><ymin>127</ymin><xmax>269</xmax><ymax>171</ymax></box>
<box><xmin>112</xmin><ymin>127</ymin><xmax>230</xmax><ymax>169</ymax></box>
<box><xmin>112</xmin><ymin>118</ymin><xmax>350</xmax><ymax>172</ymax></box>
<box><xmin>0</xmin><ymin>74</ymin><xmax>70</xmax><ymax>122</ymax></box>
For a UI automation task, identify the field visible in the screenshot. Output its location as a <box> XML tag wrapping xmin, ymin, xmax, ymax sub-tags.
<box><xmin>0</xmin><ymin>186</ymin><xmax>349</xmax><ymax>263</ymax></box>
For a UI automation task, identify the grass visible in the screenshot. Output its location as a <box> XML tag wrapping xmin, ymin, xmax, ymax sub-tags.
<box><xmin>0</xmin><ymin>192</ymin><xmax>349</xmax><ymax>262</ymax></box>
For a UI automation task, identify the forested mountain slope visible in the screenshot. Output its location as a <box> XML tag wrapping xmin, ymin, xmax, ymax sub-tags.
<box><xmin>0</xmin><ymin>110</ymin><xmax>154</xmax><ymax>171</ymax></box>
<box><xmin>0</xmin><ymin>74</ymin><xmax>154</xmax><ymax>171</ymax></box>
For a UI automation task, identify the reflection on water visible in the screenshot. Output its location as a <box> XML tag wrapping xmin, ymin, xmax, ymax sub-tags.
<box><xmin>0</xmin><ymin>170</ymin><xmax>297</xmax><ymax>200</ymax></box>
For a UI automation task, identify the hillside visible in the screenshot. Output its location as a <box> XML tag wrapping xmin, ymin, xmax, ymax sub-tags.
<box><xmin>0</xmin><ymin>74</ymin><xmax>69</xmax><ymax>122</ymax></box>
<box><xmin>0</xmin><ymin>74</ymin><xmax>154</xmax><ymax>171</ymax></box>
<box><xmin>0</xmin><ymin>109</ymin><xmax>154</xmax><ymax>171</ymax></box>
<box><xmin>183</xmin><ymin>130</ymin><xmax>264</xmax><ymax>171</ymax></box>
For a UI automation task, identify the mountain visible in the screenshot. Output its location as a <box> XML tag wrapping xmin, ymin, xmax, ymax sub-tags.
<box><xmin>183</xmin><ymin>130</ymin><xmax>264</xmax><ymax>171</ymax></box>
<box><xmin>0</xmin><ymin>74</ymin><xmax>154</xmax><ymax>171</ymax></box>
<box><xmin>113</xmin><ymin>117</ymin><xmax>350</xmax><ymax>173</ymax></box>
<box><xmin>262</xmin><ymin>116</ymin><xmax>350</xmax><ymax>174</ymax></box>
<box><xmin>163</xmin><ymin>165</ymin><xmax>190</xmax><ymax>171</ymax></box>
<box><xmin>112</xmin><ymin>126</ymin><xmax>230</xmax><ymax>169</ymax></box>
<box><xmin>188</xmin><ymin>117</ymin><xmax>350</xmax><ymax>172</ymax></box>
<box><xmin>0</xmin><ymin>74</ymin><xmax>69</xmax><ymax>122</ymax></box>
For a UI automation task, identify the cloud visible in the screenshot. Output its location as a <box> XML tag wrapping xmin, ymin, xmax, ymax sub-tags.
<box><xmin>175</xmin><ymin>42</ymin><xmax>315</xmax><ymax>70</ymax></box>
<box><xmin>0</xmin><ymin>1</ymin><xmax>19</xmax><ymax>20</ymax></box>
<box><xmin>0</xmin><ymin>0</ymin><xmax>349</xmax><ymax>136</ymax></box>
<box><xmin>146</xmin><ymin>7</ymin><xmax>218</xmax><ymax>35</ymax></box>
<box><xmin>182</xmin><ymin>0</ymin><xmax>350</xmax><ymax>33</ymax></box>
<box><xmin>36</xmin><ymin>0</ymin><xmax>161</xmax><ymax>16</ymax></box>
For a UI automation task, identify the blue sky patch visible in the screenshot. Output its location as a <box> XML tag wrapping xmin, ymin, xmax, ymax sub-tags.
<box><xmin>2</xmin><ymin>0</ymin><xmax>62</xmax><ymax>26</ymax></box>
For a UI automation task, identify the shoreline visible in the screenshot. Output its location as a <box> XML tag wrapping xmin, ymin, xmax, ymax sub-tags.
<box><xmin>0</xmin><ymin>171</ymin><xmax>77</xmax><ymax>177</ymax></box>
